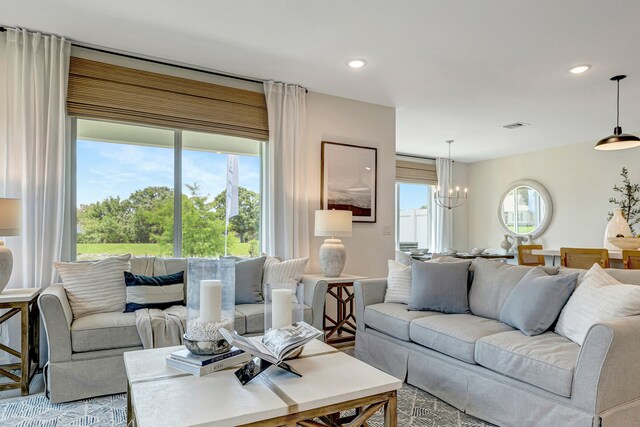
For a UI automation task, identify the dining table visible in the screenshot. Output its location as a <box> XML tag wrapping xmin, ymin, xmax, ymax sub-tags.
<box><xmin>410</xmin><ymin>252</ymin><xmax>515</xmax><ymax>261</ymax></box>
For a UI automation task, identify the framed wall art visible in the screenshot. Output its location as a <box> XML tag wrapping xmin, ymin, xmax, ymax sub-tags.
<box><xmin>321</xmin><ymin>141</ymin><xmax>377</xmax><ymax>223</ymax></box>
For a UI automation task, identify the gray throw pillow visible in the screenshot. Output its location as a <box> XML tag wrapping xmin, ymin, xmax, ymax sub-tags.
<box><xmin>408</xmin><ymin>261</ymin><xmax>472</xmax><ymax>314</ymax></box>
<box><xmin>500</xmin><ymin>266</ymin><xmax>579</xmax><ymax>336</ymax></box>
<box><xmin>234</xmin><ymin>256</ymin><xmax>267</xmax><ymax>304</ymax></box>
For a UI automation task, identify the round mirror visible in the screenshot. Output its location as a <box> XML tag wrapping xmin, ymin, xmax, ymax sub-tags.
<box><xmin>498</xmin><ymin>180</ymin><xmax>552</xmax><ymax>239</ymax></box>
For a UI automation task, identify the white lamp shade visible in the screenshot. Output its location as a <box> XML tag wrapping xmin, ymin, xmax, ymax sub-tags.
<box><xmin>0</xmin><ymin>198</ymin><xmax>20</xmax><ymax>236</ymax></box>
<box><xmin>315</xmin><ymin>210</ymin><xmax>352</xmax><ymax>237</ymax></box>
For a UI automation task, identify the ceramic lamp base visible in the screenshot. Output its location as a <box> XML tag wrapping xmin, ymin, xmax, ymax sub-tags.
<box><xmin>319</xmin><ymin>238</ymin><xmax>346</xmax><ymax>277</ymax></box>
<box><xmin>0</xmin><ymin>242</ymin><xmax>13</xmax><ymax>293</ymax></box>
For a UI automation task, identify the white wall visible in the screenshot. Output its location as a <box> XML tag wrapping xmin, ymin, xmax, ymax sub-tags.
<box><xmin>306</xmin><ymin>92</ymin><xmax>396</xmax><ymax>278</ymax></box>
<box><xmin>467</xmin><ymin>139</ymin><xmax>640</xmax><ymax>250</ymax></box>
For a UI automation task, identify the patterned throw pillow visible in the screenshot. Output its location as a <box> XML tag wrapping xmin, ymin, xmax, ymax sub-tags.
<box><xmin>124</xmin><ymin>271</ymin><xmax>185</xmax><ymax>312</ymax></box>
<box><xmin>55</xmin><ymin>255</ymin><xmax>131</xmax><ymax>319</ymax></box>
<box><xmin>384</xmin><ymin>260</ymin><xmax>412</xmax><ymax>304</ymax></box>
<box><xmin>555</xmin><ymin>264</ymin><xmax>640</xmax><ymax>345</ymax></box>
<box><xmin>262</xmin><ymin>257</ymin><xmax>309</xmax><ymax>302</ymax></box>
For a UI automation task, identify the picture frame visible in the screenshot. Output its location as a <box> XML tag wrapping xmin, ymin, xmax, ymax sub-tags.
<box><xmin>321</xmin><ymin>141</ymin><xmax>377</xmax><ymax>223</ymax></box>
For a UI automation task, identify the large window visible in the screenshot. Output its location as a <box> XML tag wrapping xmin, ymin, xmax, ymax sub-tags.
<box><xmin>396</xmin><ymin>182</ymin><xmax>433</xmax><ymax>251</ymax></box>
<box><xmin>74</xmin><ymin>119</ymin><xmax>262</xmax><ymax>260</ymax></box>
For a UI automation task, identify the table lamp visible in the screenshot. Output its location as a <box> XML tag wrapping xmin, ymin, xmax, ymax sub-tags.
<box><xmin>0</xmin><ymin>198</ymin><xmax>20</xmax><ymax>293</ymax></box>
<box><xmin>314</xmin><ymin>210</ymin><xmax>352</xmax><ymax>277</ymax></box>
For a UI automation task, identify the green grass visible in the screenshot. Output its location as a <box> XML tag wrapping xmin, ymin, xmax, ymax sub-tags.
<box><xmin>77</xmin><ymin>242</ymin><xmax>251</xmax><ymax>260</ymax></box>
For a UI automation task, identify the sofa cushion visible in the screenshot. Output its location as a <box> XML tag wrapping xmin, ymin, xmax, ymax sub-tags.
<box><xmin>234</xmin><ymin>256</ymin><xmax>267</xmax><ymax>304</ymax></box>
<box><xmin>499</xmin><ymin>266</ymin><xmax>578</xmax><ymax>336</ymax></box>
<box><xmin>409</xmin><ymin>314</ymin><xmax>513</xmax><ymax>363</ymax></box>
<box><xmin>124</xmin><ymin>271</ymin><xmax>185</xmax><ymax>313</ymax></box>
<box><xmin>235</xmin><ymin>303</ymin><xmax>312</xmax><ymax>334</ymax></box>
<box><xmin>71</xmin><ymin>312</ymin><xmax>141</xmax><ymax>352</ymax></box>
<box><xmin>469</xmin><ymin>258</ymin><xmax>559</xmax><ymax>320</ymax></box>
<box><xmin>475</xmin><ymin>330</ymin><xmax>580</xmax><ymax>397</ymax></box>
<box><xmin>556</xmin><ymin>264</ymin><xmax>640</xmax><ymax>345</ymax></box>
<box><xmin>55</xmin><ymin>255</ymin><xmax>131</xmax><ymax>319</ymax></box>
<box><xmin>409</xmin><ymin>260</ymin><xmax>471</xmax><ymax>314</ymax></box>
<box><xmin>364</xmin><ymin>303</ymin><xmax>441</xmax><ymax>341</ymax></box>
<box><xmin>385</xmin><ymin>260</ymin><xmax>412</xmax><ymax>304</ymax></box>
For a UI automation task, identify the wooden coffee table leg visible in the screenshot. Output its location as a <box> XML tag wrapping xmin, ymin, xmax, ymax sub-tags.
<box><xmin>383</xmin><ymin>390</ymin><xmax>397</xmax><ymax>427</ymax></box>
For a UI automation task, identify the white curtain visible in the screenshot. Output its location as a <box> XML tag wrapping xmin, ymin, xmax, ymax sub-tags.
<box><xmin>262</xmin><ymin>81</ymin><xmax>309</xmax><ymax>260</ymax></box>
<box><xmin>431</xmin><ymin>158</ymin><xmax>453</xmax><ymax>253</ymax></box>
<box><xmin>3</xmin><ymin>28</ymin><xmax>70</xmax><ymax>291</ymax></box>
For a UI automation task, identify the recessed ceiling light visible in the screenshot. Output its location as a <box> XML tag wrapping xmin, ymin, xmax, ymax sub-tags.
<box><xmin>347</xmin><ymin>59</ymin><xmax>367</xmax><ymax>69</ymax></box>
<box><xmin>569</xmin><ymin>64</ymin><xmax>591</xmax><ymax>74</ymax></box>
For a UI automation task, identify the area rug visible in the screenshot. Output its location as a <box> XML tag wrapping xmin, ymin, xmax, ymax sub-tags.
<box><xmin>0</xmin><ymin>386</ymin><xmax>491</xmax><ymax>427</ymax></box>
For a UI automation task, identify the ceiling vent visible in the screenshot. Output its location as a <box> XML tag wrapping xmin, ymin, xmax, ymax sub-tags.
<box><xmin>503</xmin><ymin>122</ymin><xmax>530</xmax><ymax>130</ymax></box>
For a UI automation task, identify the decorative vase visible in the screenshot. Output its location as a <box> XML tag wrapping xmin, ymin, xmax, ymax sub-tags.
<box><xmin>500</xmin><ymin>235</ymin><xmax>512</xmax><ymax>252</ymax></box>
<box><xmin>512</xmin><ymin>236</ymin><xmax>524</xmax><ymax>252</ymax></box>
<box><xmin>604</xmin><ymin>208</ymin><xmax>632</xmax><ymax>250</ymax></box>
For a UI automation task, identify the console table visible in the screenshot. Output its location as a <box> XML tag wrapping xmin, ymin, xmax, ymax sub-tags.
<box><xmin>0</xmin><ymin>288</ymin><xmax>40</xmax><ymax>396</ymax></box>
<box><xmin>303</xmin><ymin>274</ymin><xmax>367</xmax><ymax>344</ymax></box>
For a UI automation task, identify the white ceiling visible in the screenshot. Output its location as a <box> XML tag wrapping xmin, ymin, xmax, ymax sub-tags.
<box><xmin>3</xmin><ymin>0</ymin><xmax>640</xmax><ymax>162</ymax></box>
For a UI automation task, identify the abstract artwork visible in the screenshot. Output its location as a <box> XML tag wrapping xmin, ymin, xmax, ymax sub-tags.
<box><xmin>321</xmin><ymin>141</ymin><xmax>377</xmax><ymax>222</ymax></box>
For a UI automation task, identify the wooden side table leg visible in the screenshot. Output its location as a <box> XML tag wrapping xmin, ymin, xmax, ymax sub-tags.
<box><xmin>383</xmin><ymin>391</ymin><xmax>397</xmax><ymax>427</ymax></box>
<box><xmin>20</xmin><ymin>302</ymin><xmax>29</xmax><ymax>396</ymax></box>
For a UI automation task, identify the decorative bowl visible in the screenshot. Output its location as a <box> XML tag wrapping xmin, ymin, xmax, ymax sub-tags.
<box><xmin>607</xmin><ymin>237</ymin><xmax>640</xmax><ymax>250</ymax></box>
<box><xmin>470</xmin><ymin>247</ymin><xmax>486</xmax><ymax>255</ymax></box>
<box><xmin>419</xmin><ymin>248</ymin><xmax>430</xmax><ymax>255</ymax></box>
<box><xmin>442</xmin><ymin>249</ymin><xmax>458</xmax><ymax>256</ymax></box>
<box><xmin>410</xmin><ymin>250</ymin><xmax>421</xmax><ymax>256</ymax></box>
<box><xmin>183</xmin><ymin>334</ymin><xmax>231</xmax><ymax>356</ymax></box>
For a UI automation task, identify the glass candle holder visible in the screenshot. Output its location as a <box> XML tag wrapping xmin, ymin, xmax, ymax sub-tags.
<box><xmin>185</xmin><ymin>258</ymin><xmax>236</xmax><ymax>355</ymax></box>
<box><xmin>263</xmin><ymin>282</ymin><xmax>305</xmax><ymax>332</ymax></box>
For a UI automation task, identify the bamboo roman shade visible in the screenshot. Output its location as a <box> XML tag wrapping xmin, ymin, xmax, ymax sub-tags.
<box><xmin>67</xmin><ymin>57</ymin><xmax>269</xmax><ymax>140</ymax></box>
<box><xmin>396</xmin><ymin>159</ymin><xmax>438</xmax><ymax>185</ymax></box>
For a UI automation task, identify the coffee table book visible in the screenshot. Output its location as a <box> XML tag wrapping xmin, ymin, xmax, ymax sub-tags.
<box><xmin>166</xmin><ymin>351</ymin><xmax>251</xmax><ymax>376</ymax></box>
<box><xmin>170</xmin><ymin>347</ymin><xmax>244</xmax><ymax>366</ymax></box>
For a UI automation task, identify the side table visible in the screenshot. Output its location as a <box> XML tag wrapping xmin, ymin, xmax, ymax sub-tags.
<box><xmin>0</xmin><ymin>288</ymin><xmax>41</xmax><ymax>395</ymax></box>
<box><xmin>303</xmin><ymin>274</ymin><xmax>367</xmax><ymax>344</ymax></box>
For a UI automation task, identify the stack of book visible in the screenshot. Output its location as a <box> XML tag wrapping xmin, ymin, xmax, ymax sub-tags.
<box><xmin>166</xmin><ymin>347</ymin><xmax>252</xmax><ymax>377</ymax></box>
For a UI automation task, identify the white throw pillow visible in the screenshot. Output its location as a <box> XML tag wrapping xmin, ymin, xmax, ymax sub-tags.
<box><xmin>384</xmin><ymin>260</ymin><xmax>412</xmax><ymax>304</ymax></box>
<box><xmin>555</xmin><ymin>264</ymin><xmax>640</xmax><ymax>345</ymax></box>
<box><xmin>55</xmin><ymin>255</ymin><xmax>132</xmax><ymax>319</ymax></box>
<box><xmin>263</xmin><ymin>257</ymin><xmax>309</xmax><ymax>301</ymax></box>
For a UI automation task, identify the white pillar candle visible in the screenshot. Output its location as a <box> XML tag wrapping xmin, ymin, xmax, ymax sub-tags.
<box><xmin>271</xmin><ymin>288</ymin><xmax>292</xmax><ymax>329</ymax></box>
<box><xmin>200</xmin><ymin>280</ymin><xmax>222</xmax><ymax>323</ymax></box>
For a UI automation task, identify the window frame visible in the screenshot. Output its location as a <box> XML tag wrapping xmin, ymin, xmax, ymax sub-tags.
<box><xmin>70</xmin><ymin>117</ymin><xmax>263</xmax><ymax>260</ymax></box>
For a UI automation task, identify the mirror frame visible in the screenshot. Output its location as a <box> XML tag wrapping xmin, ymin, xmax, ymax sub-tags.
<box><xmin>497</xmin><ymin>179</ymin><xmax>553</xmax><ymax>239</ymax></box>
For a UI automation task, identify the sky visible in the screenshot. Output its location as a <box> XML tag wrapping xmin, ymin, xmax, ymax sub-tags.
<box><xmin>398</xmin><ymin>182</ymin><xmax>431</xmax><ymax>210</ymax></box>
<box><xmin>76</xmin><ymin>139</ymin><xmax>261</xmax><ymax>206</ymax></box>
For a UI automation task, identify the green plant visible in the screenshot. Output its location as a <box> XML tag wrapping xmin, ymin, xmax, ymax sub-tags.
<box><xmin>607</xmin><ymin>166</ymin><xmax>640</xmax><ymax>234</ymax></box>
<box><xmin>248</xmin><ymin>239</ymin><xmax>260</xmax><ymax>257</ymax></box>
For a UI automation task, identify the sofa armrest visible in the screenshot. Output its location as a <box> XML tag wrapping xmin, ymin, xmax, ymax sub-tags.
<box><xmin>38</xmin><ymin>284</ymin><xmax>73</xmax><ymax>363</ymax></box>
<box><xmin>354</xmin><ymin>278</ymin><xmax>388</xmax><ymax>332</ymax></box>
<box><xmin>300</xmin><ymin>277</ymin><xmax>328</xmax><ymax>332</ymax></box>
<box><xmin>571</xmin><ymin>315</ymin><xmax>640</xmax><ymax>414</ymax></box>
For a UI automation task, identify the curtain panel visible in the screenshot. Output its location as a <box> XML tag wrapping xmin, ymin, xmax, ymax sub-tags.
<box><xmin>431</xmin><ymin>158</ymin><xmax>453</xmax><ymax>253</ymax></box>
<box><xmin>262</xmin><ymin>81</ymin><xmax>309</xmax><ymax>259</ymax></box>
<box><xmin>67</xmin><ymin>57</ymin><xmax>268</xmax><ymax>140</ymax></box>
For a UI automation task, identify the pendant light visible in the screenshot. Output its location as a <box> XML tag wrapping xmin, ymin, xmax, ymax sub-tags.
<box><xmin>595</xmin><ymin>75</ymin><xmax>640</xmax><ymax>151</ymax></box>
<box><xmin>434</xmin><ymin>140</ymin><xmax>468</xmax><ymax>210</ymax></box>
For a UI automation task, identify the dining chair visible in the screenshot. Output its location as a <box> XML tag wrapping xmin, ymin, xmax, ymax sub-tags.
<box><xmin>560</xmin><ymin>247</ymin><xmax>610</xmax><ymax>269</ymax></box>
<box><xmin>518</xmin><ymin>244</ymin><xmax>545</xmax><ymax>266</ymax></box>
<box><xmin>622</xmin><ymin>250</ymin><xmax>640</xmax><ymax>269</ymax></box>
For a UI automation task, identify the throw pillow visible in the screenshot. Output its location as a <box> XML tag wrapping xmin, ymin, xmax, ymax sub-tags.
<box><xmin>263</xmin><ymin>257</ymin><xmax>309</xmax><ymax>302</ymax></box>
<box><xmin>555</xmin><ymin>264</ymin><xmax>640</xmax><ymax>345</ymax></box>
<box><xmin>124</xmin><ymin>271</ymin><xmax>185</xmax><ymax>313</ymax></box>
<box><xmin>55</xmin><ymin>255</ymin><xmax>132</xmax><ymax>319</ymax></box>
<box><xmin>234</xmin><ymin>256</ymin><xmax>267</xmax><ymax>304</ymax></box>
<box><xmin>500</xmin><ymin>266</ymin><xmax>579</xmax><ymax>336</ymax></box>
<box><xmin>384</xmin><ymin>260</ymin><xmax>412</xmax><ymax>304</ymax></box>
<box><xmin>408</xmin><ymin>260</ymin><xmax>472</xmax><ymax>314</ymax></box>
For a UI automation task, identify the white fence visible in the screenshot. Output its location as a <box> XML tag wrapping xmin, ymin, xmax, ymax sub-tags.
<box><xmin>398</xmin><ymin>208</ymin><xmax>430</xmax><ymax>249</ymax></box>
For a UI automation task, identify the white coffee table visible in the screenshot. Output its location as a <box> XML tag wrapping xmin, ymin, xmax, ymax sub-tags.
<box><xmin>124</xmin><ymin>339</ymin><xmax>401</xmax><ymax>427</ymax></box>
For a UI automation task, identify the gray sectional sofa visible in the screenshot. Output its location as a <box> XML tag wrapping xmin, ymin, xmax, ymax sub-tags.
<box><xmin>354</xmin><ymin>258</ymin><xmax>640</xmax><ymax>427</ymax></box>
<box><xmin>39</xmin><ymin>256</ymin><xmax>327</xmax><ymax>403</ymax></box>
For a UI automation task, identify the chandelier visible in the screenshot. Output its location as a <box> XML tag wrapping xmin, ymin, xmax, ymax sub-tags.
<box><xmin>434</xmin><ymin>140</ymin><xmax>468</xmax><ymax>210</ymax></box>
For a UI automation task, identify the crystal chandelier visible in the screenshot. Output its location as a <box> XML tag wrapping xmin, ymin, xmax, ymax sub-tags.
<box><xmin>434</xmin><ymin>140</ymin><xmax>468</xmax><ymax>210</ymax></box>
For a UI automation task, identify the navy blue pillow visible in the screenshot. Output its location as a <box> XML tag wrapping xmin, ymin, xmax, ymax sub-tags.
<box><xmin>124</xmin><ymin>271</ymin><xmax>185</xmax><ymax>313</ymax></box>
